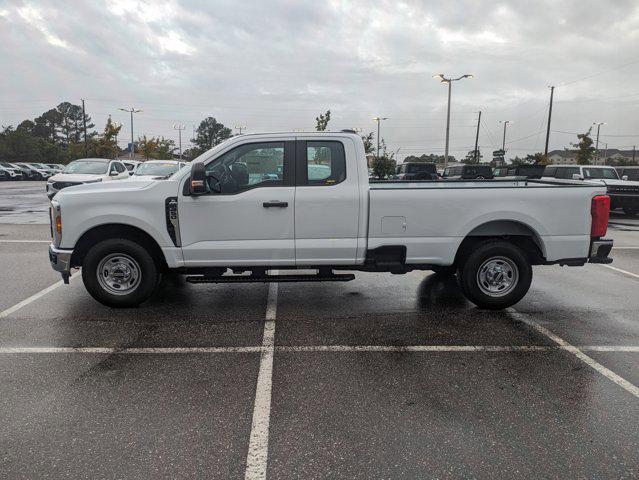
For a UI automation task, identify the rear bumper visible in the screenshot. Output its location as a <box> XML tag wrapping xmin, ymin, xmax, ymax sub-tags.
<box><xmin>588</xmin><ymin>239</ymin><xmax>613</xmax><ymax>264</ymax></box>
<box><xmin>49</xmin><ymin>244</ymin><xmax>74</xmax><ymax>280</ymax></box>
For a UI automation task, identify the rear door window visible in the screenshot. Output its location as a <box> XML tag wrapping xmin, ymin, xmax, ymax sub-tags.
<box><xmin>297</xmin><ymin>141</ymin><xmax>346</xmax><ymax>186</ymax></box>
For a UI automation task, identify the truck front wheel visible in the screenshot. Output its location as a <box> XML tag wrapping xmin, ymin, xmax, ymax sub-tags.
<box><xmin>457</xmin><ymin>240</ymin><xmax>532</xmax><ymax>310</ymax></box>
<box><xmin>82</xmin><ymin>238</ymin><xmax>159</xmax><ymax>308</ymax></box>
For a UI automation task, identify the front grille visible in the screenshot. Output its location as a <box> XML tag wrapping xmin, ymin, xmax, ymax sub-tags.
<box><xmin>52</xmin><ymin>181</ymin><xmax>80</xmax><ymax>190</ymax></box>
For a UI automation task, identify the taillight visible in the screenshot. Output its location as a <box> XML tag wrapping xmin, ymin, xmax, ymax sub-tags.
<box><xmin>56</xmin><ymin>211</ymin><xmax>62</xmax><ymax>235</ymax></box>
<box><xmin>591</xmin><ymin>195</ymin><xmax>610</xmax><ymax>237</ymax></box>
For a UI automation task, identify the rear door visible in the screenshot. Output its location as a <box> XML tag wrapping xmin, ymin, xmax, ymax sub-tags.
<box><xmin>179</xmin><ymin>140</ymin><xmax>296</xmax><ymax>266</ymax></box>
<box><xmin>294</xmin><ymin>138</ymin><xmax>360</xmax><ymax>265</ymax></box>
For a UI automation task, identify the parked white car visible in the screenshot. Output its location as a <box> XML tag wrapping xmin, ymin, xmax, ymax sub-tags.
<box><xmin>129</xmin><ymin>160</ymin><xmax>183</xmax><ymax>181</ymax></box>
<box><xmin>0</xmin><ymin>162</ymin><xmax>25</xmax><ymax>180</ymax></box>
<box><xmin>543</xmin><ymin>164</ymin><xmax>639</xmax><ymax>215</ymax></box>
<box><xmin>49</xmin><ymin>132</ymin><xmax>613</xmax><ymax>310</ymax></box>
<box><xmin>46</xmin><ymin>158</ymin><xmax>129</xmax><ymax>199</ymax></box>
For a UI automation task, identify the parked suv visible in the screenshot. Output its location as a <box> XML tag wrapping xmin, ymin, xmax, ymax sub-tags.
<box><xmin>442</xmin><ymin>164</ymin><xmax>494</xmax><ymax>180</ymax></box>
<box><xmin>543</xmin><ymin>164</ymin><xmax>639</xmax><ymax>215</ymax></box>
<box><xmin>393</xmin><ymin>162</ymin><xmax>438</xmax><ymax>180</ymax></box>
<box><xmin>14</xmin><ymin>162</ymin><xmax>52</xmax><ymax>180</ymax></box>
<box><xmin>46</xmin><ymin>158</ymin><xmax>130</xmax><ymax>199</ymax></box>
<box><xmin>493</xmin><ymin>164</ymin><xmax>545</xmax><ymax>179</ymax></box>
<box><xmin>616</xmin><ymin>166</ymin><xmax>639</xmax><ymax>181</ymax></box>
<box><xmin>0</xmin><ymin>162</ymin><xmax>25</xmax><ymax>180</ymax></box>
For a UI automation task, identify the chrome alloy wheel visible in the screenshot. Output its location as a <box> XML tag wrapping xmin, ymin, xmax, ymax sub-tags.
<box><xmin>96</xmin><ymin>253</ymin><xmax>142</xmax><ymax>296</ymax></box>
<box><xmin>476</xmin><ymin>256</ymin><xmax>519</xmax><ymax>297</ymax></box>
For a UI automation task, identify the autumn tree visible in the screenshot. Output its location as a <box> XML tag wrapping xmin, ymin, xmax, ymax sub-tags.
<box><xmin>571</xmin><ymin>128</ymin><xmax>595</xmax><ymax>165</ymax></box>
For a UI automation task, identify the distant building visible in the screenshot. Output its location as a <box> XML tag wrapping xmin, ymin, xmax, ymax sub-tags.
<box><xmin>547</xmin><ymin>148</ymin><xmax>637</xmax><ymax>165</ymax></box>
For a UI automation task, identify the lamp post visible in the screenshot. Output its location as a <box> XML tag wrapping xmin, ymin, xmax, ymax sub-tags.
<box><xmin>119</xmin><ymin>107</ymin><xmax>142</xmax><ymax>158</ymax></box>
<box><xmin>372</xmin><ymin>116</ymin><xmax>388</xmax><ymax>158</ymax></box>
<box><xmin>234</xmin><ymin>124</ymin><xmax>247</xmax><ymax>135</ymax></box>
<box><xmin>173</xmin><ymin>124</ymin><xmax>185</xmax><ymax>159</ymax></box>
<box><xmin>433</xmin><ymin>73</ymin><xmax>473</xmax><ymax>169</ymax></box>
<box><xmin>592</xmin><ymin>122</ymin><xmax>606</xmax><ymax>165</ymax></box>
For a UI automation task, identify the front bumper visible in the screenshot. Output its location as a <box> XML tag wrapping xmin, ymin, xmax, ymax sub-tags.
<box><xmin>49</xmin><ymin>244</ymin><xmax>74</xmax><ymax>282</ymax></box>
<box><xmin>588</xmin><ymin>238</ymin><xmax>613</xmax><ymax>264</ymax></box>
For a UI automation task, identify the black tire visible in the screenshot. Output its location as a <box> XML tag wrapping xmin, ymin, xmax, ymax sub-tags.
<box><xmin>82</xmin><ymin>238</ymin><xmax>159</xmax><ymax>308</ymax></box>
<box><xmin>457</xmin><ymin>240</ymin><xmax>532</xmax><ymax>310</ymax></box>
<box><xmin>431</xmin><ymin>265</ymin><xmax>457</xmax><ymax>276</ymax></box>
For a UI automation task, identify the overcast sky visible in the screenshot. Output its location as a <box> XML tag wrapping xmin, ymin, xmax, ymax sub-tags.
<box><xmin>1</xmin><ymin>0</ymin><xmax>638</xmax><ymax>160</ymax></box>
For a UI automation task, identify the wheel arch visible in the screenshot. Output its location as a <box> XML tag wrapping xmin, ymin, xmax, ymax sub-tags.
<box><xmin>454</xmin><ymin>220</ymin><xmax>546</xmax><ymax>266</ymax></box>
<box><xmin>70</xmin><ymin>223</ymin><xmax>168</xmax><ymax>271</ymax></box>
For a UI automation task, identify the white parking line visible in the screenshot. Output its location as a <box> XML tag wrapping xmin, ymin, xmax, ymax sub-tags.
<box><xmin>601</xmin><ymin>264</ymin><xmax>639</xmax><ymax>279</ymax></box>
<box><xmin>244</xmin><ymin>281</ymin><xmax>277</xmax><ymax>480</ymax></box>
<box><xmin>0</xmin><ymin>346</ymin><xmax>263</xmax><ymax>354</ymax></box>
<box><xmin>507</xmin><ymin>309</ymin><xmax>639</xmax><ymax>399</ymax></box>
<box><xmin>0</xmin><ymin>278</ymin><xmax>68</xmax><ymax>319</ymax></box>
<box><xmin>612</xmin><ymin>246</ymin><xmax>639</xmax><ymax>250</ymax></box>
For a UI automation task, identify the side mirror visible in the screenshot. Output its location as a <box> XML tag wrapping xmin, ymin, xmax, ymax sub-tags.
<box><xmin>189</xmin><ymin>162</ymin><xmax>208</xmax><ymax>195</ymax></box>
<box><xmin>622</xmin><ymin>175</ymin><xmax>629</xmax><ymax>181</ymax></box>
<box><xmin>572</xmin><ymin>173</ymin><xmax>584</xmax><ymax>180</ymax></box>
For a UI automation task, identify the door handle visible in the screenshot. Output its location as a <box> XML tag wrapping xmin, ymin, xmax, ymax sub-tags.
<box><xmin>263</xmin><ymin>201</ymin><xmax>288</xmax><ymax>208</ymax></box>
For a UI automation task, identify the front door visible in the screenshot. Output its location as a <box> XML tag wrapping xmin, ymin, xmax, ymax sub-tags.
<box><xmin>179</xmin><ymin>140</ymin><xmax>296</xmax><ymax>267</ymax></box>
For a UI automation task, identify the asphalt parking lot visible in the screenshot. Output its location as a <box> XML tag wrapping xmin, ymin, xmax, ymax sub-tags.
<box><xmin>1</xmin><ymin>181</ymin><xmax>638</xmax><ymax>479</ymax></box>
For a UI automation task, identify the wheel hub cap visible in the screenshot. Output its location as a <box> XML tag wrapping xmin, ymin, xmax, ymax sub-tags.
<box><xmin>97</xmin><ymin>253</ymin><xmax>141</xmax><ymax>296</ymax></box>
<box><xmin>477</xmin><ymin>256</ymin><xmax>519</xmax><ymax>297</ymax></box>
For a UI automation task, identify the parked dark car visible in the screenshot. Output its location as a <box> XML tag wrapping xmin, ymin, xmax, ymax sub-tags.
<box><xmin>442</xmin><ymin>164</ymin><xmax>494</xmax><ymax>180</ymax></box>
<box><xmin>393</xmin><ymin>162</ymin><xmax>438</xmax><ymax>180</ymax></box>
<box><xmin>6</xmin><ymin>163</ymin><xmax>36</xmax><ymax>179</ymax></box>
<box><xmin>0</xmin><ymin>168</ymin><xmax>9</xmax><ymax>181</ymax></box>
<box><xmin>616</xmin><ymin>166</ymin><xmax>639</xmax><ymax>181</ymax></box>
<box><xmin>493</xmin><ymin>164</ymin><xmax>545</xmax><ymax>179</ymax></box>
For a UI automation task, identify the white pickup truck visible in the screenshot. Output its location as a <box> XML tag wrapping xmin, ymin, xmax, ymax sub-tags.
<box><xmin>48</xmin><ymin>131</ymin><xmax>613</xmax><ymax>310</ymax></box>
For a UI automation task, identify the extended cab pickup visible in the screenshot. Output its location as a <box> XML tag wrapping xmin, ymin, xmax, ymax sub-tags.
<box><xmin>48</xmin><ymin>132</ymin><xmax>613</xmax><ymax>310</ymax></box>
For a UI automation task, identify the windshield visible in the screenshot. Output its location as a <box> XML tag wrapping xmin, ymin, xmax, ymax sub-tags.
<box><xmin>582</xmin><ymin>168</ymin><xmax>619</xmax><ymax>180</ymax></box>
<box><xmin>31</xmin><ymin>163</ymin><xmax>49</xmax><ymax>169</ymax></box>
<box><xmin>0</xmin><ymin>162</ymin><xmax>14</xmax><ymax>168</ymax></box>
<box><xmin>134</xmin><ymin>162</ymin><xmax>179</xmax><ymax>177</ymax></box>
<box><xmin>65</xmin><ymin>160</ymin><xmax>108</xmax><ymax>175</ymax></box>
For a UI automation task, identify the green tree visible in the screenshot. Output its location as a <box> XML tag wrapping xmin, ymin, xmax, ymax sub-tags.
<box><xmin>464</xmin><ymin>149</ymin><xmax>482</xmax><ymax>164</ymax></box>
<box><xmin>137</xmin><ymin>135</ymin><xmax>159</xmax><ymax>160</ymax></box>
<box><xmin>188</xmin><ymin>117</ymin><xmax>232</xmax><ymax>158</ymax></box>
<box><xmin>315</xmin><ymin>110</ymin><xmax>331</xmax><ymax>131</ymax></box>
<box><xmin>155</xmin><ymin>137</ymin><xmax>176</xmax><ymax>159</ymax></box>
<box><xmin>90</xmin><ymin>118</ymin><xmax>122</xmax><ymax>159</ymax></box>
<box><xmin>361</xmin><ymin>131</ymin><xmax>374</xmax><ymax>154</ymax></box>
<box><xmin>571</xmin><ymin>128</ymin><xmax>595</xmax><ymax>165</ymax></box>
<box><xmin>370</xmin><ymin>139</ymin><xmax>396</xmax><ymax>179</ymax></box>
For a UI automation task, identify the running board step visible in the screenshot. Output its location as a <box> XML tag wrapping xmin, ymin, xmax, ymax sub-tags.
<box><xmin>185</xmin><ymin>273</ymin><xmax>355</xmax><ymax>284</ymax></box>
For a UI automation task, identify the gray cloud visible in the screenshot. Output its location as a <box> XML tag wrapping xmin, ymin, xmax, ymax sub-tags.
<box><xmin>1</xmin><ymin>0</ymin><xmax>638</xmax><ymax>159</ymax></box>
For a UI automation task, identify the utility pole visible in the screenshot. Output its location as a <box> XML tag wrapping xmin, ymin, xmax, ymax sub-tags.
<box><xmin>433</xmin><ymin>73</ymin><xmax>474</xmax><ymax>169</ymax></box>
<box><xmin>119</xmin><ymin>107</ymin><xmax>142</xmax><ymax>159</ymax></box>
<box><xmin>81</xmin><ymin>99</ymin><xmax>88</xmax><ymax>157</ymax></box>
<box><xmin>593</xmin><ymin>122</ymin><xmax>605</xmax><ymax>165</ymax></box>
<box><xmin>603</xmin><ymin>143</ymin><xmax>608</xmax><ymax>165</ymax></box>
<box><xmin>234</xmin><ymin>124</ymin><xmax>247</xmax><ymax>135</ymax></box>
<box><xmin>474</xmin><ymin>111</ymin><xmax>481</xmax><ymax>162</ymax></box>
<box><xmin>372</xmin><ymin>116</ymin><xmax>388</xmax><ymax>158</ymax></box>
<box><xmin>633</xmin><ymin>146</ymin><xmax>636</xmax><ymax>163</ymax></box>
<box><xmin>544</xmin><ymin>86</ymin><xmax>554</xmax><ymax>158</ymax></box>
<box><xmin>173</xmin><ymin>124</ymin><xmax>185</xmax><ymax>159</ymax></box>
<box><xmin>500</xmin><ymin>120</ymin><xmax>511</xmax><ymax>151</ymax></box>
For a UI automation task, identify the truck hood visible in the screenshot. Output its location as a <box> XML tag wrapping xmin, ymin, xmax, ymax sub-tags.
<box><xmin>585</xmin><ymin>178</ymin><xmax>639</xmax><ymax>187</ymax></box>
<box><xmin>57</xmin><ymin>179</ymin><xmax>156</xmax><ymax>197</ymax></box>
<box><xmin>127</xmin><ymin>174</ymin><xmax>173</xmax><ymax>181</ymax></box>
<box><xmin>48</xmin><ymin>173</ymin><xmax>103</xmax><ymax>183</ymax></box>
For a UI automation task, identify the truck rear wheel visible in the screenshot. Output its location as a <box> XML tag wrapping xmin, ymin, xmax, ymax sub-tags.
<box><xmin>82</xmin><ymin>238</ymin><xmax>159</xmax><ymax>308</ymax></box>
<box><xmin>457</xmin><ymin>240</ymin><xmax>532</xmax><ymax>310</ymax></box>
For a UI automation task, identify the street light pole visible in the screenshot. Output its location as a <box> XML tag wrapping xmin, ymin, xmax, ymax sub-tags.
<box><xmin>372</xmin><ymin>116</ymin><xmax>388</xmax><ymax>158</ymax></box>
<box><xmin>433</xmin><ymin>73</ymin><xmax>474</xmax><ymax>169</ymax></box>
<box><xmin>593</xmin><ymin>122</ymin><xmax>605</xmax><ymax>165</ymax></box>
<box><xmin>474</xmin><ymin>111</ymin><xmax>482</xmax><ymax>162</ymax></box>
<box><xmin>173</xmin><ymin>124</ymin><xmax>185</xmax><ymax>159</ymax></box>
<box><xmin>234</xmin><ymin>124</ymin><xmax>247</xmax><ymax>135</ymax></box>
<box><xmin>119</xmin><ymin>107</ymin><xmax>142</xmax><ymax>159</ymax></box>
